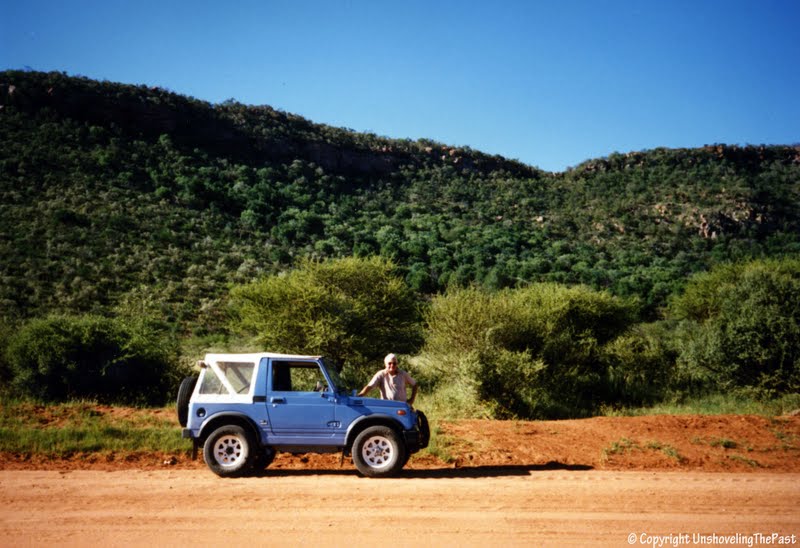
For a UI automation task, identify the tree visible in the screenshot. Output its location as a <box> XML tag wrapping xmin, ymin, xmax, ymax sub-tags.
<box><xmin>228</xmin><ymin>256</ymin><xmax>423</xmax><ymax>386</ymax></box>
<box><xmin>670</xmin><ymin>258</ymin><xmax>800</xmax><ymax>394</ymax></box>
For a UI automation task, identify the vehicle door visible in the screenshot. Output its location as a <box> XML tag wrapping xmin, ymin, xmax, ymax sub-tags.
<box><xmin>265</xmin><ymin>359</ymin><xmax>340</xmax><ymax>444</ymax></box>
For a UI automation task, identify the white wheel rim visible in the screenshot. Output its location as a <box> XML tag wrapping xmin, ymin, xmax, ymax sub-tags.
<box><xmin>213</xmin><ymin>434</ymin><xmax>246</xmax><ymax>467</ymax></box>
<box><xmin>361</xmin><ymin>435</ymin><xmax>395</xmax><ymax>469</ymax></box>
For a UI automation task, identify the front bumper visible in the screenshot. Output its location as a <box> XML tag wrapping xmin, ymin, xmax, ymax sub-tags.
<box><xmin>403</xmin><ymin>429</ymin><xmax>422</xmax><ymax>452</ymax></box>
<box><xmin>403</xmin><ymin>411</ymin><xmax>430</xmax><ymax>453</ymax></box>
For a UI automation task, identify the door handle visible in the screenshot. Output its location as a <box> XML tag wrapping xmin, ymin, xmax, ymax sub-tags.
<box><xmin>270</xmin><ymin>397</ymin><xmax>285</xmax><ymax>404</ymax></box>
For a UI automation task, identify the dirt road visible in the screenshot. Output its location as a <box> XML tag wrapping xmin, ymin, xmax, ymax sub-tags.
<box><xmin>2</xmin><ymin>469</ymin><xmax>798</xmax><ymax>547</ymax></box>
<box><xmin>2</xmin><ymin>414</ymin><xmax>799</xmax><ymax>545</ymax></box>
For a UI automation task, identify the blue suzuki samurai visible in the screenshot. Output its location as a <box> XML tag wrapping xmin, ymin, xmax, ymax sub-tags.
<box><xmin>177</xmin><ymin>353</ymin><xmax>429</xmax><ymax>478</ymax></box>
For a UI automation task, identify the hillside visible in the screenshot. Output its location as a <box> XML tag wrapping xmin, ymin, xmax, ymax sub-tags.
<box><xmin>1</xmin><ymin>70</ymin><xmax>799</xmax><ymax>331</ymax></box>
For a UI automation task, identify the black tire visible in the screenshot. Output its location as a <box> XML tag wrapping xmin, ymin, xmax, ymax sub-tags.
<box><xmin>176</xmin><ymin>375</ymin><xmax>198</xmax><ymax>427</ymax></box>
<box><xmin>251</xmin><ymin>446</ymin><xmax>276</xmax><ymax>471</ymax></box>
<box><xmin>417</xmin><ymin>410</ymin><xmax>430</xmax><ymax>449</ymax></box>
<box><xmin>203</xmin><ymin>425</ymin><xmax>255</xmax><ymax>478</ymax></box>
<box><xmin>352</xmin><ymin>426</ymin><xmax>406</xmax><ymax>478</ymax></box>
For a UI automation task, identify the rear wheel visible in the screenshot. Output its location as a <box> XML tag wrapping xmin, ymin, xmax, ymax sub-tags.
<box><xmin>251</xmin><ymin>446</ymin><xmax>276</xmax><ymax>471</ymax></box>
<box><xmin>352</xmin><ymin>426</ymin><xmax>406</xmax><ymax>478</ymax></box>
<box><xmin>203</xmin><ymin>425</ymin><xmax>255</xmax><ymax>477</ymax></box>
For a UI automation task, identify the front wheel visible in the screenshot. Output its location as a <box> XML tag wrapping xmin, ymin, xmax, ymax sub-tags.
<box><xmin>203</xmin><ymin>425</ymin><xmax>255</xmax><ymax>477</ymax></box>
<box><xmin>352</xmin><ymin>426</ymin><xmax>406</xmax><ymax>478</ymax></box>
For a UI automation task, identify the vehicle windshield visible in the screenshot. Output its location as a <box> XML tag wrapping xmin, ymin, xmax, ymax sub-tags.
<box><xmin>320</xmin><ymin>357</ymin><xmax>346</xmax><ymax>393</ymax></box>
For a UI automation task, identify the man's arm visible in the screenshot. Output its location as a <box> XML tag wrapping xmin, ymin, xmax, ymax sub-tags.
<box><xmin>357</xmin><ymin>371</ymin><xmax>381</xmax><ymax>397</ymax></box>
<box><xmin>406</xmin><ymin>373</ymin><xmax>418</xmax><ymax>405</ymax></box>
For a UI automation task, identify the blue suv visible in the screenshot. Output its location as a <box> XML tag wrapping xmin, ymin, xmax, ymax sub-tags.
<box><xmin>177</xmin><ymin>353</ymin><xmax>429</xmax><ymax>478</ymax></box>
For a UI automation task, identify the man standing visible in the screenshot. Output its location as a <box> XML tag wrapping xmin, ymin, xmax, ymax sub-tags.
<box><xmin>357</xmin><ymin>353</ymin><xmax>418</xmax><ymax>406</ymax></box>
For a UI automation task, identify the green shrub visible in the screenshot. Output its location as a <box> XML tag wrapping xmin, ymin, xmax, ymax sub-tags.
<box><xmin>602</xmin><ymin>391</ymin><xmax>800</xmax><ymax>416</ymax></box>
<box><xmin>670</xmin><ymin>258</ymin><xmax>800</xmax><ymax>394</ymax></box>
<box><xmin>603</xmin><ymin>321</ymin><xmax>678</xmax><ymax>406</ymax></box>
<box><xmin>6</xmin><ymin>315</ymin><xmax>184</xmax><ymax>404</ymax></box>
<box><xmin>420</xmin><ymin>283</ymin><xmax>638</xmax><ymax>418</ymax></box>
<box><xmin>0</xmin><ymin>320</ymin><xmax>13</xmax><ymax>387</ymax></box>
<box><xmin>228</xmin><ymin>256</ymin><xmax>423</xmax><ymax>387</ymax></box>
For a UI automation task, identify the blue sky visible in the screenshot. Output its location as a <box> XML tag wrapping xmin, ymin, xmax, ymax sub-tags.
<box><xmin>2</xmin><ymin>1</ymin><xmax>799</xmax><ymax>172</ymax></box>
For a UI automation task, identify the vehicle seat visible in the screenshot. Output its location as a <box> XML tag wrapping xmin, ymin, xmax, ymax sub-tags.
<box><xmin>272</xmin><ymin>363</ymin><xmax>292</xmax><ymax>392</ymax></box>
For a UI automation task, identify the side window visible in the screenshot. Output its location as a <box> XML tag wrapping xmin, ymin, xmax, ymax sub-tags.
<box><xmin>198</xmin><ymin>361</ymin><xmax>255</xmax><ymax>395</ymax></box>
<box><xmin>218</xmin><ymin>361</ymin><xmax>255</xmax><ymax>394</ymax></box>
<box><xmin>272</xmin><ymin>361</ymin><xmax>328</xmax><ymax>392</ymax></box>
<box><xmin>198</xmin><ymin>370</ymin><xmax>224</xmax><ymax>394</ymax></box>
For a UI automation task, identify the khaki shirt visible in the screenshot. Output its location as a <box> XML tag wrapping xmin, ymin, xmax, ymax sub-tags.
<box><xmin>365</xmin><ymin>369</ymin><xmax>417</xmax><ymax>401</ymax></box>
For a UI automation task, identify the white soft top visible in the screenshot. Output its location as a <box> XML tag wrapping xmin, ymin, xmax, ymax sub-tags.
<box><xmin>203</xmin><ymin>352</ymin><xmax>322</xmax><ymax>362</ymax></box>
<box><xmin>195</xmin><ymin>353</ymin><xmax>324</xmax><ymax>401</ymax></box>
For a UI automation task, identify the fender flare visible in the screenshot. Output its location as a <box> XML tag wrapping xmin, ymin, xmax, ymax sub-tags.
<box><xmin>197</xmin><ymin>412</ymin><xmax>262</xmax><ymax>445</ymax></box>
<box><xmin>344</xmin><ymin>414</ymin><xmax>406</xmax><ymax>450</ymax></box>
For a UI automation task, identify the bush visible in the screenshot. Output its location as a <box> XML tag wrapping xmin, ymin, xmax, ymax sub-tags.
<box><xmin>0</xmin><ymin>320</ymin><xmax>13</xmax><ymax>387</ymax></box>
<box><xmin>670</xmin><ymin>258</ymin><xmax>800</xmax><ymax>394</ymax></box>
<box><xmin>420</xmin><ymin>283</ymin><xmax>638</xmax><ymax>418</ymax></box>
<box><xmin>603</xmin><ymin>321</ymin><xmax>677</xmax><ymax>406</ymax></box>
<box><xmin>6</xmin><ymin>314</ymin><xmax>184</xmax><ymax>404</ymax></box>
<box><xmin>228</xmin><ymin>256</ymin><xmax>423</xmax><ymax>386</ymax></box>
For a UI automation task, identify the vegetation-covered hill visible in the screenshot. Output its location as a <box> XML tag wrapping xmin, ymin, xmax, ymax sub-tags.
<box><xmin>2</xmin><ymin>70</ymin><xmax>799</xmax><ymax>331</ymax></box>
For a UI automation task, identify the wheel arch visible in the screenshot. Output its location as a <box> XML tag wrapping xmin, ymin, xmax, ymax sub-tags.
<box><xmin>345</xmin><ymin>415</ymin><xmax>405</xmax><ymax>451</ymax></box>
<box><xmin>198</xmin><ymin>412</ymin><xmax>261</xmax><ymax>446</ymax></box>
